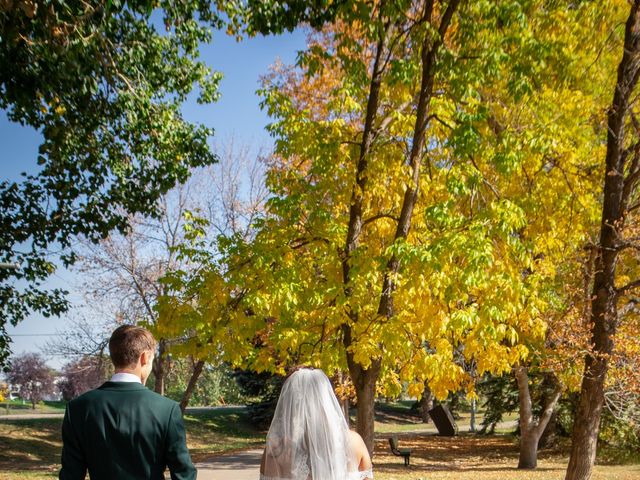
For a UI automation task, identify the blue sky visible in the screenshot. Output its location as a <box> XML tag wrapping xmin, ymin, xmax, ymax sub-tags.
<box><xmin>1</xmin><ymin>28</ymin><xmax>307</xmax><ymax>366</ymax></box>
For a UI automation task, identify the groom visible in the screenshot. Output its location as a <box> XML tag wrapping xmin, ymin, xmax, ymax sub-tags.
<box><xmin>59</xmin><ymin>325</ymin><xmax>197</xmax><ymax>480</ymax></box>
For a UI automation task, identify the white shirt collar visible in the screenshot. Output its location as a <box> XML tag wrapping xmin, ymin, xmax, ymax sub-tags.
<box><xmin>110</xmin><ymin>372</ymin><xmax>142</xmax><ymax>384</ymax></box>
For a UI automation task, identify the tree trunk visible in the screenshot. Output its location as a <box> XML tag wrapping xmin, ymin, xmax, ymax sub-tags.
<box><xmin>369</xmin><ymin>0</ymin><xmax>460</xmax><ymax>450</ymax></box>
<box><xmin>377</xmin><ymin>0</ymin><xmax>460</xmax><ymax>318</ymax></box>
<box><xmin>341</xmin><ymin>13</ymin><xmax>389</xmax><ymax>293</ymax></box>
<box><xmin>418</xmin><ymin>383</ymin><xmax>433</xmax><ymax>423</ymax></box>
<box><xmin>347</xmin><ymin>354</ymin><xmax>381</xmax><ymax>455</ymax></box>
<box><xmin>539</xmin><ymin>407</ymin><xmax>558</xmax><ymax>449</ymax></box>
<box><xmin>341</xmin><ymin>2</ymin><xmax>460</xmax><ymax>454</ymax></box>
<box><xmin>519</xmin><ymin>430</ymin><xmax>540</xmax><ymax>469</ymax></box>
<box><xmin>340</xmin><ymin>13</ymin><xmax>390</xmax><ymax>454</ymax></box>
<box><xmin>565</xmin><ymin>3</ymin><xmax>640</xmax><ymax>479</ymax></box>
<box><xmin>566</xmin><ymin>356</ymin><xmax>608</xmax><ymax>479</ymax></box>
<box><xmin>179</xmin><ymin>359</ymin><xmax>205</xmax><ymax>413</ymax></box>
<box><xmin>354</xmin><ymin>372</ymin><xmax>377</xmax><ymax>454</ymax></box>
<box><xmin>152</xmin><ymin>339</ymin><xmax>167</xmax><ymax>395</ymax></box>
<box><xmin>470</xmin><ymin>398</ymin><xmax>477</xmax><ymax>433</ymax></box>
<box><xmin>515</xmin><ymin>366</ymin><xmax>562</xmax><ymax>470</ymax></box>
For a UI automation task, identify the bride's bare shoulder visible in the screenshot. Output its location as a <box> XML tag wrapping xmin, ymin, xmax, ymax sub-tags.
<box><xmin>348</xmin><ymin>430</ymin><xmax>367</xmax><ymax>450</ymax></box>
<box><xmin>347</xmin><ymin>430</ymin><xmax>372</xmax><ymax>470</ymax></box>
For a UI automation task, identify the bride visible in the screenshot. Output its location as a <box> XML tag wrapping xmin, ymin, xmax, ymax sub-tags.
<box><xmin>259</xmin><ymin>367</ymin><xmax>373</xmax><ymax>480</ymax></box>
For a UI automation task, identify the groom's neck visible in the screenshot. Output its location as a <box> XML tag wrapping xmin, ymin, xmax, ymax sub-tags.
<box><xmin>112</xmin><ymin>350</ymin><xmax>152</xmax><ymax>385</ymax></box>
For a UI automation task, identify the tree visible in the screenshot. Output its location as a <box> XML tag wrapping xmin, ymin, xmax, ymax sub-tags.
<box><xmin>160</xmin><ymin>358</ymin><xmax>247</xmax><ymax>407</ymax></box>
<box><xmin>230</xmin><ymin>0</ymin><xmax>468</xmax><ymax>452</ymax></box>
<box><xmin>154</xmin><ymin>139</ymin><xmax>267</xmax><ymax>409</ymax></box>
<box><xmin>157</xmin><ymin>2</ymin><xmax>635</xmax><ymax>462</ymax></box>
<box><xmin>225</xmin><ymin>0</ymin><xmax>354</xmax><ymax>37</ymax></box>
<box><xmin>62</xmin><ymin>136</ymin><xmax>264</xmax><ymax>404</ymax></box>
<box><xmin>232</xmin><ymin>369</ymin><xmax>286</xmax><ymax>429</ymax></box>
<box><xmin>6</xmin><ymin>353</ymin><xmax>55</xmax><ymax>408</ymax></box>
<box><xmin>75</xmin><ymin>182</ymin><xmax>203</xmax><ymax>395</ymax></box>
<box><xmin>43</xmin><ymin>315</ymin><xmax>112</xmax><ymax>360</ymax></box>
<box><xmin>514</xmin><ymin>367</ymin><xmax>562</xmax><ymax>468</ymax></box>
<box><xmin>566</xmin><ymin>2</ymin><xmax>640</xmax><ymax>478</ymax></box>
<box><xmin>215</xmin><ymin>0</ymin><xmax>605</xmax><ymax>454</ymax></box>
<box><xmin>478</xmin><ymin>373</ymin><xmax>519</xmax><ymax>434</ymax></box>
<box><xmin>0</xmin><ymin>0</ymin><xmax>223</xmax><ymax>367</ymax></box>
<box><xmin>58</xmin><ymin>355</ymin><xmax>110</xmax><ymax>401</ymax></box>
<box><xmin>414</xmin><ymin>381</ymin><xmax>434</xmax><ymax>423</ymax></box>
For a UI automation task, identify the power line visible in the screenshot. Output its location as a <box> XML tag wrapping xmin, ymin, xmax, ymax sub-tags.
<box><xmin>10</xmin><ymin>333</ymin><xmax>66</xmax><ymax>337</ymax></box>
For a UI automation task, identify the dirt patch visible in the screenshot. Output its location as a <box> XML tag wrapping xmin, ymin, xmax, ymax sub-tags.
<box><xmin>371</xmin><ymin>433</ymin><xmax>640</xmax><ymax>480</ymax></box>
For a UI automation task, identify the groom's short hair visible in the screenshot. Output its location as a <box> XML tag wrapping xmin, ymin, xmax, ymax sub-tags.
<box><xmin>109</xmin><ymin>325</ymin><xmax>157</xmax><ymax>368</ymax></box>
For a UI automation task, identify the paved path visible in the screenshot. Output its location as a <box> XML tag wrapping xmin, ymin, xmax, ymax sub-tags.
<box><xmin>195</xmin><ymin>449</ymin><xmax>262</xmax><ymax>480</ymax></box>
<box><xmin>0</xmin><ymin>412</ymin><xmax>64</xmax><ymax>420</ymax></box>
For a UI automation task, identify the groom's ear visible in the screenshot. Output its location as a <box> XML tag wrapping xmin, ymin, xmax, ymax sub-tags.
<box><xmin>140</xmin><ymin>350</ymin><xmax>153</xmax><ymax>367</ymax></box>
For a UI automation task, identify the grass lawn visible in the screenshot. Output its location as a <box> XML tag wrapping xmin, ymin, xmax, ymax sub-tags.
<box><xmin>183</xmin><ymin>407</ymin><xmax>265</xmax><ymax>461</ymax></box>
<box><xmin>0</xmin><ymin>418</ymin><xmax>61</xmax><ymax>479</ymax></box>
<box><xmin>373</xmin><ymin>401</ymin><xmax>519</xmax><ymax>434</ymax></box>
<box><xmin>0</xmin><ymin>401</ymin><xmax>66</xmax><ymax>416</ymax></box>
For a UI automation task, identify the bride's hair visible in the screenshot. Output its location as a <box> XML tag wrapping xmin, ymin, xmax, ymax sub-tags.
<box><xmin>284</xmin><ymin>364</ymin><xmax>315</xmax><ymax>376</ymax></box>
<box><xmin>262</xmin><ymin>367</ymin><xmax>352</xmax><ymax>480</ymax></box>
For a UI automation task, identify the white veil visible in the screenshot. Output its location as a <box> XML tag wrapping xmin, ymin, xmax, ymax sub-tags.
<box><xmin>260</xmin><ymin>368</ymin><xmax>354</xmax><ymax>480</ymax></box>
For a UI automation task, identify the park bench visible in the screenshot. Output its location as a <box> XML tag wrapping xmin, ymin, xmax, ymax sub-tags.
<box><xmin>388</xmin><ymin>435</ymin><xmax>411</xmax><ymax>466</ymax></box>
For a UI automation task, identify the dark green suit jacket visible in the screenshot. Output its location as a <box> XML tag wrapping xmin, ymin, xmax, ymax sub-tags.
<box><xmin>59</xmin><ymin>381</ymin><xmax>196</xmax><ymax>480</ymax></box>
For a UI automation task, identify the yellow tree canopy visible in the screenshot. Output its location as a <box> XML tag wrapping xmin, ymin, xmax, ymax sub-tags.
<box><xmin>157</xmin><ymin>0</ymin><xmax>630</xmax><ymax>404</ymax></box>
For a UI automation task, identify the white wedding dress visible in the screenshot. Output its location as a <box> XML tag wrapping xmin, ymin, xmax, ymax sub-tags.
<box><xmin>259</xmin><ymin>369</ymin><xmax>373</xmax><ymax>480</ymax></box>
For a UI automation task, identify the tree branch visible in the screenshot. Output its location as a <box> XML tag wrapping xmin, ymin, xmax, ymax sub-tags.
<box><xmin>438</xmin><ymin>0</ymin><xmax>461</xmax><ymax>39</ymax></box>
<box><xmin>289</xmin><ymin>237</ymin><xmax>331</xmax><ymax>250</ymax></box>
<box><xmin>362</xmin><ymin>213</ymin><xmax>400</xmax><ymax>226</ymax></box>
<box><xmin>533</xmin><ymin>379</ymin><xmax>563</xmax><ymax>437</ymax></box>
<box><xmin>616</xmin><ymin>278</ymin><xmax>640</xmax><ymax>296</ymax></box>
<box><xmin>428</xmin><ymin>113</ymin><xmax>453</xmax><ymax>130</ymax></box>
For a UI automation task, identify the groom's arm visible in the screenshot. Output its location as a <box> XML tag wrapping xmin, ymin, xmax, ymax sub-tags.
<box><xmin>165</xmin><ymin>403</ymin><xmax>197</xmax><ymax>480</ymax></box>
<box><xmin>59</xmin><ymin>405</ymin><xmax>87</xmax><ymax>480</ymax></box>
